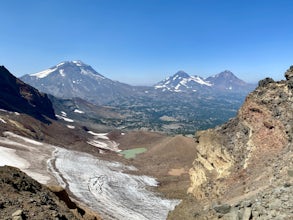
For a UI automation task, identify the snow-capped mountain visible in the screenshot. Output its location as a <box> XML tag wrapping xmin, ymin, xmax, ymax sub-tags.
<box><xmin>21</xmin><ymin>61</ymin><xmax>135</xmax><ymax>105</ymax></box>
<box><xmin>154</xmin><ymin>71</ymin><xmax>212</xmax><ymax>92</ymax></box>
<box><xmin>154</xmin><ymin>70</ymin><xmax>254</xmax><ymax>93</ymax></box>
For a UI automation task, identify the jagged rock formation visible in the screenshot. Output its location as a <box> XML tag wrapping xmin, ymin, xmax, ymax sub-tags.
<box><xmin>169</xmin><ymin>67</ymin><xmax>293</xmax><ymax>219</ymax></box>
<box><xmin>0</xmin><ymin>66</ymin><xmax>56</xmax><ymax>123</ymax></box>
<box><xmin>285</xmin><ymin>65</ymin><xmax>293</xmax><ymax>80</ymax></box>
<box><xmin>0</xmin><ymin>166</ymin><xmax>101</xmax><ymax>220</ymax></box>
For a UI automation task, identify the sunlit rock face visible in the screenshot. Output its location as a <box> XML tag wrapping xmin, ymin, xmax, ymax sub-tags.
<box><xmin>188</xmin><ymin>67</ymin><xmax>292</xmax><ymax>205</ymax></box>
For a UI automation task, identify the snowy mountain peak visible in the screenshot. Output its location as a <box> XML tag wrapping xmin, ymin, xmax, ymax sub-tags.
<box><xmin>55</xmin><ymin>61</ymin><xmax>85</xmax><ymax>68</ymax></box>
<box><xmin>72</xmin><ymin>60</ymin><xmax>85</xmax><ymax>66</ymax></box>
<box><xmin>21</xmin><ymin>61</ymin><xmax>134</xmax><ymax>104</ymax></box>
<box><xmin>155</xmin><ymin>71</ymin><xmax>211</xmax><ymax>92</ymax></box>
<box><xmin>29</xmin><ymin>60</ymin><xmax>104</xmax><ymax>79</ymax></box>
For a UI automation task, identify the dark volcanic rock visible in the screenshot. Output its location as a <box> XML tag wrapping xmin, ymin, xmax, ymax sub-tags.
<box><xmin>213</xmin><ymin>204</ymin><xmax>231</xmax><ymax>214</ymax></box>
<box><xmin>0</xmin><ymin>66</ymin><xmax>56</xmax><ymax>123</ymax></box>
<box><xmin>258</xmin><ymin>77</ymin><xmax>274</xmax><ymax>87</ymax></box>
<box><xmin>285</xmin><ymin>65</ymin><xmax>293</xmax><ymax>81</ymax></box>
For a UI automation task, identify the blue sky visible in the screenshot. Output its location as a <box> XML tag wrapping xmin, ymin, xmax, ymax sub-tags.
<box><xmin>1</xmin><ymin>0</ymin><xmax>293</xmax><ymax>85</ymax></box>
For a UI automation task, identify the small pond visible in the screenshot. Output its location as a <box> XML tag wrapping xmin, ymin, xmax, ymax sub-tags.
<box><xmin>119</xmin><ymin>148</ymin><xmax>147</xmax><ymax>159</ymax></box>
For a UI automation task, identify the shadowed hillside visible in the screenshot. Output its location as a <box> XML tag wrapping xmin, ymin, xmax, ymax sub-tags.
<box><xmin>0</xmin><ymin>66</ymin><xmax>56</xmax><ymax>123</ymax></box>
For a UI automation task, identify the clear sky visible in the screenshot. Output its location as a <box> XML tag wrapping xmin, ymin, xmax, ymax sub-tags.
<box><xmin>1</xmin><ymin>0</ymin><xmax>293</xmax><ymax>85</ymax></box>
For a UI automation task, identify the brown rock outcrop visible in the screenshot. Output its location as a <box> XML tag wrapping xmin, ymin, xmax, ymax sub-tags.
<box><xmin>0</xmin><ymin>166</ymin><xmax>102</xmax><ymax>220</ymax></box>
<box><xmin>174</xmin><ymin>67</ymin><xmax>293</xmax><ymax>219</ymax></box>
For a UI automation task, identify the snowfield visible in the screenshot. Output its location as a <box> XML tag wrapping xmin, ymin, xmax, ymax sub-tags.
<box><xmin>30</xmin><ymin>67</ymin><xmax>58</xmax><ymax>78</ymax></box>
<box><xmin>0</xmin><ymin>132</ymin><xmax>180</xmax><ymax>220</ymax></box>
<box><xmin>51</xmin><ymin>148</ymin><xmax>180</xmax><ymax>220</ymax></box>
<box><xmin>0</xmin><ymin>132</ymin><xmax>54</xmax><ymax>184</ymax></box>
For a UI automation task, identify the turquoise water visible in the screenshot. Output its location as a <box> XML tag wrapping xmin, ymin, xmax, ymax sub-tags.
<box><xmin>120</xmin><ymin>148</ymin><xmax>147</xmax><ymax>159</ymax></box>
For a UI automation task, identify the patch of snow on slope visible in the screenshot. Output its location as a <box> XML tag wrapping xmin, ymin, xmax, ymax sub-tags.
<box><xmin>52</xmin><ymin>148</ymin><xmax>180</xmax><ymax>220</ymax></box>
<box><xmin>0</xmin><ymin>146</ymin><xmax>29</xmax><ymax>168</ymax></box>
<box><xmin>180</xmin><ymin>76</ymin><xmax>212</xmax><ymax>87</ymax></box>
<box><xmin>154</xmin><ymin>85</ymin><xmax>167</xmax><ymax>89</ymax></box>
<box><xmin>3</xmin><ymin>131</ymin><xmax>43</xmax><ymax>146</ymax></box>
<box><xmin>67</xmin><ymin>125</ymin><xmax>75</xmax><ymax>129</ymax></box>
<box><xmin>56</xmin><ymin>115</ymin><xmax>74</xmax><ymax>123</ymax></box>
<box><xmin>0</xmin><ymin>132</ymin><xmax>54</xmax><ymax>184</ymax></box>
<box><xmin>87</xmin><ymin>131</ymin><xmax>109</xmax><ymax>140</ymax></box>
<box><xmin>56</xmin><ymin>62</ymin><xmax>65</xmax><ymax>67</ymax></box>
<box><xmin>72</xmin><ymin>60</ymin><xmax>83</xmax><ymax>66</ymax></box>
<box><xmin>0</xmin><ymin>118</ymin><xmax>6</xmax><ymax>123</ymax></box>
<box><xmin>87</xmin><ymin>139</ymin><xmax>120</xmax><ymax>152</ymax></box>
<box><xmin>190</xmin><ymin>76</ymin><xmax>212</xmax><ymax>86</ymax></box>
<box><xmin>175</xmin><ymin>84</ymin><xmax>181</xmax><ymax>91</ymax></box>
<box><xmin>74</xmin><ymin>109</ymin><xmax>84</xmax><ymax>114</ymax></box>
<box><xmin>173</xmin><ymin>75</ymin><xmax>179</xmax><ymax>80</ymax></box>
<box><xmin>30</xmin><ymin>67</ymin><xmax>57</xmax><ymax>78</ymax></box>
<box><xmin>59</xmin><ymin>69</ymin><xmax>65</xmax><ymax>77</ymax></box>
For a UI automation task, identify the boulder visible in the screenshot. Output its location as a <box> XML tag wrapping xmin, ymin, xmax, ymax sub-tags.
<box><xmin>285</xmin><ymin>65</ymin><xmax>293</xmax><ymax>81</ymax></box>
<box><xmin>213</xmin><ymin>204</ymin><xmax>231</xmax><ymax>214</ymax></box>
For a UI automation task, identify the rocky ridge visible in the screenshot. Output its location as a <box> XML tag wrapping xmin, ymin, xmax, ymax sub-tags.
<box><xmin>0</xmin><ymin>66</ymin><xmax>56</xmax><ymax>123</ymax></box>
<box><xmin>169</xmin><ymin>67</ymin><xmax>293</xmax><ymax>219</ymax></box>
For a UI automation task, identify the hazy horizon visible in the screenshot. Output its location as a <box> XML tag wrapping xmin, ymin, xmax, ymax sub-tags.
<box><xmin>1</xmin><ymin>0</ymin><xmax>293</xmax><ymax>85</ymax></box>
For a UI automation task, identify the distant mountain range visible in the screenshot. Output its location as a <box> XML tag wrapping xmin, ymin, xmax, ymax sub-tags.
<box><xmin>21</xmin><ymin>61</ymin><xmax>255</xmax><ymax>105</ymax></box>
<box><xmin>20</xmin><ymin>60</ymin><xmax>256</xmax><ymax>134</ymax></box>
<box><xmin>154</xmin><ymin>70</ymin><xmax>252</xmax><ymax>93</ymax></box>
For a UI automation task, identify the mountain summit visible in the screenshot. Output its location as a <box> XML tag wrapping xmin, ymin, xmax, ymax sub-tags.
<box><xmin>21</xmin><ymin>61</ymin><xmax>134</xmax><ymax>105</ymax></box>
<box><xmin>206</xmin><ymin>70</ymin><xmax>247</xmax><ymax>90</ymax></box>
<box><xmin>154</xmin><ymin>71</ymin><xmax>211</xmax><ymax>92</ymax></box>
<box><xmin>29</xmin><ymin>61</ymin><xmax>105</xmax><ymax>80</ymax></box>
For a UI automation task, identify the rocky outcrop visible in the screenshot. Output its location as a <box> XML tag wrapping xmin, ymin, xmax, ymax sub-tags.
<box><xmin>173</xmin><ymin>67</ymin><xmax>293</xmax><ymax>219</ymax></box>
<box><xmin>285</xmin><ymin>65</ymin><xmax>293</xmax><ymax>81</ymax></box>
<box><xmin>188</xmin><ymin>129</ymin><xmax>234</xmax><ymax>199</ymax></box>
<box><xmin>0</xmin><ymin>166</ymin><xmax>101</xmax><ymax>220</ymax></box>
<box><xmin>0</xmin><ymin>66</ymin><xmax>56</xmax><ymax>123</ymax></box>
